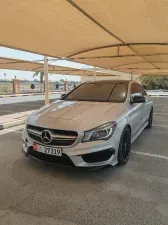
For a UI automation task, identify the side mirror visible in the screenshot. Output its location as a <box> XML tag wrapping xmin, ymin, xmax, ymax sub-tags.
<box><xmin>60</xmin><ymin>93</ymin><xmax>66</xmax><ymax>99</ymax></box>
<box><xmin>132</xmin><ymin>96</ymin><xmax>145</xmax><ymax>104</ymax></box>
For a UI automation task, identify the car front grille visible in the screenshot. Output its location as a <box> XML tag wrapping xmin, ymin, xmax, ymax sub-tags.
<box><xmin>27</xmin><ymin>125</ymin><xmax>78</xmax><ymax>146</ymax></box>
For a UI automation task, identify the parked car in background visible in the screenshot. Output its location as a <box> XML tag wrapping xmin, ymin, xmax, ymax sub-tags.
<box><xmin>22</xmin><ymin>80</ymin><xmax>153</xmax><ymax>168</ymax></box>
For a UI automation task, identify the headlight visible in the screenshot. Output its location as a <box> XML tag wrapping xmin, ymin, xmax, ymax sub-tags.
<box><xmin>82</xmin><ymin>122</ymin><xmax>117</xmax><ymax>142</ymax></box>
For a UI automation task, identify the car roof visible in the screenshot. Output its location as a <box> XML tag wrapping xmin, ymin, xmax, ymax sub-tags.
<box><xmin>87</xmin><ymin>80</ymin><xmax>131</xmax><ymax>84</ymax></box>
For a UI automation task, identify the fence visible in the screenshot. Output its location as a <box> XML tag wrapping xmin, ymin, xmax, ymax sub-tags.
<box><xmin>0</xmin><ymin>82</ymin><xmax>75</xmax><ymax>94</ymax></box>
<box><xmin>0</xmin><ymin>83</ymin><xmax>13</xmax><ymax>94</ymax></box>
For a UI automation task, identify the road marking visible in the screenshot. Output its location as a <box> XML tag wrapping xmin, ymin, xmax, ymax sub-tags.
<box><xmin>153</xmin><ymin>124</ymin><xmax>168</xmax><ymax>128</ymax></box>
<box><xmin>0</xmin><ymin>125</ymin><xmax>25</xmax><ymax>136</ymax></box>
<box><xmin>0</xmin><ymin>109</ymin><xmax>14</xmax><ymax>113</ymax></box>
<box><xmin>132</xmin><ymin>151</ymin><xmax>168</xmax><ymax>160</ymax></box>
<box><xmin>150</xmin><ymin>96</ymin><xmax>168</xmax><ymax>97</ymax></box>
<box><xmin>14</xmin><ymin>103</ymin><xmax>42</xmax><ymax>107</ymax></box>
<box><xmin>154</xmin><ymin>105</ymin><xmax>168</xmax><ymax>108</ymax></box>
<box><xmin>154</xmin><ymin>113</ymin><xmax>168</xmax><ymax>115</ymax></box>
<box><xmin>154</xmin><ymin>118</ymin><xmax>168</xmax><ymax>122</ymax></box>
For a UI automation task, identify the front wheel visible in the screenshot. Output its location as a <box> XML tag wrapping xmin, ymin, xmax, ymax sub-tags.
<box><xmin>146</xmin><ymin>108</ymin><xmax>153</xmax><ymax>129</ymax></box>
<box><xmin>118</xmin><ymin>127</ymin><xmax>131</xmax><ymax>165</ymax></box>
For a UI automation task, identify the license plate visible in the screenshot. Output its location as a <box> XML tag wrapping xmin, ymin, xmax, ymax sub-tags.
<box><xmin>33</xmin><ymin>143</ymin><xmax>62</xmax><ymax>156</ymax></box>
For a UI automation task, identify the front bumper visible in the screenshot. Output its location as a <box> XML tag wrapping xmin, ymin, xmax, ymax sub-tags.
<box><xmin>22</xmin><ymin>128</ymin><xmax>119</xmax><ymax>167</ymax></box>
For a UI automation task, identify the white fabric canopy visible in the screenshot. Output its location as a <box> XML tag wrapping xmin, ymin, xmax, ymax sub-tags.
<box><xmin>0</xmin><ymin>57</ymin><xmax>116</xmax><ymax>76</ymax></box>
<box><xmin>1</xmin><ymin>0</ymin><xmax>168</xmax><ymax>76</ymax></box>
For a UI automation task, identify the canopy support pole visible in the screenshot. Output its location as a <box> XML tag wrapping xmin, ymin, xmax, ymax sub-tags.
<box><xmin>44</xmin><ymin>56</ymin><xmax>49</xmax><ymax>105</ymax></box>
<box><xmin>117</xmin><ymin>72</ymin><xmax>119</xmax><ymax>80</ymax></box>
<box><xmin>130</xmin><ymin>73</ymin><xmax>133</xmax><ymax>80</ymax></box>
<box><xmin>93</xmin><ymin>67</ymin><xmax>96</xmax><ymax>81</ymax></box>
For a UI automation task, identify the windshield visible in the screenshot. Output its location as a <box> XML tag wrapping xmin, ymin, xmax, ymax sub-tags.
<box><xmin>64</xmin><ymin>82</ymin><xmax>128</xmax><ymax>103</ymax></box>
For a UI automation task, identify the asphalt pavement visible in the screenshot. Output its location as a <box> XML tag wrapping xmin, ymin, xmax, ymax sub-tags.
<box><xmin>0</xmin><ymin>97</ymin><xmax>168</xmax><ymax>225</ymax></box>
<box><xmin>0</xmin><ymin>93</ymin><xmax>61</xmax><ymax>105</ymax></box>
<box><xmin>0</xmin><ymin>100</ymin><xmax>55</xmax><ymax>116</ymax></box>
<box><xmin>0</xmin><ymin>93</ymin><xmax>61</xmax><ymax>116</ymax></box>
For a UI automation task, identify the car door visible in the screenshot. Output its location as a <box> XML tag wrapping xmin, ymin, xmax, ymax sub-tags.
<box><xmin>134</xmin><ymin>84</ymin><xmax>151</xmax><ymax>125</ymax></box>
<box><xmin>129</xmin><ymin>83</ymin><xmax>147</xmax><ymax>137</ymax></box>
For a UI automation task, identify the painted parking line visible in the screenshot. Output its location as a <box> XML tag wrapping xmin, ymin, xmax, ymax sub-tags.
<box><xmin>154</xmin><ymin>113</ymin><xmax>168</xmax><ymax>115</ymax></box>
<box><xmin>154</xmin><ymin>105</ymin><xmax>168</xmax><ymax>108</ymax></box>
<box><xmin>0</xmin><ymin>109</ymin><xmax>15</xmax><ymax>113</ymax></box>
<box><xmin>153</xmin><ymin>124</ymin><xmax>168</xmax><ymax>128</ymax></box>
<box><xmin>154</xmin><ymin>104</ymin><xmax>168</xmax><ymax>106</ymax></box>
<box><xmin>13</xmin><ymin>103</ymin><xmax>43</xmax><ymax>107</ymax></box>
<box><xmin>132</xmin><ymin>151</ymin><xmax>168</xmax><ymax>160</ymax></box>
<box><xmin>153</xmin><ymin>119</ymin><xmax>168</xmax><ymax>122</ymax></box>
<box><xmin>153</xmin><ymin>116</ymin><xmax>168</xmax><ymax>121</ymax></box>
<box><xmin>0</xmin><ymin>124</ymin><xmax>25</xmax><ymax>136</ymax></box>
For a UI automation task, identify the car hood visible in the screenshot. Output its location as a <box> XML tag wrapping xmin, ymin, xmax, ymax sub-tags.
<box><xmin>28</xmin><ymin>100</ymin><xmax>126</xmax><ymax>131</ymax></box>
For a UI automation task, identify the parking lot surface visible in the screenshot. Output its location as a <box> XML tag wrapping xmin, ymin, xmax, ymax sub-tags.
<box><xmin>0</xmin><ymin>97</ymin><xmax>168</xmax><ymax>225</ymax></box>
<box><xmin>0</xmin><ymin>93</ymin><xmax>61</xmax><ymax>116</ymax></box>
<box><xmin>0</xmin><ymin>99</ymin><xmax>56</xmax><ymax>116</ymax></box>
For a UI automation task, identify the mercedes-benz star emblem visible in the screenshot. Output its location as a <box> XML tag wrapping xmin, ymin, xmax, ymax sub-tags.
<box><xmin>41</xmin><ymin>130</ymin><xmax>52</xmax><ymax>144</ymax></box>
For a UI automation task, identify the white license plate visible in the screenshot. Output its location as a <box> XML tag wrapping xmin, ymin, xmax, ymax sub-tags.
<box><xmin>33</xmin><ymin>143</ymin><xmax>62</xmax><ymax>156</ymax></box>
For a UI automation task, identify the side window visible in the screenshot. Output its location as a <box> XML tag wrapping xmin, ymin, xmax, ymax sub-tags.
<box><xmin>131</xmin><ymin>83</ymin><xmax>146</xmax><ymax>97</ymax></box>
<box><xmin>108</xmin><ymin>83</ymin><xmax>128</xmax><ymax>102</ymax></box>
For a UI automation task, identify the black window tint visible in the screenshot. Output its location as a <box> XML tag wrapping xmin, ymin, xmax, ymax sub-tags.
<box><xmin>131</xmin><ymin>83</ymin><xmax>146</xmax><ymax>96</ymax></box>
<box><xmin>65</xmin><ymin>83</ymin><xmax>116</xmax><ymax>102</ymax></box>
<box><xmin>64</xmin><ymin>82</ymin><xmax>128</xmax><ymax>103</ymax></box>
<box><xmin>108</xmin><ymin>83</ymin><xmax>128</xmax><ymax>102</ymax></box>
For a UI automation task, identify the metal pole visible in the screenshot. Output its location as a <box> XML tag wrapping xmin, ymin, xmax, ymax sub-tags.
<box><xmin>44</xmin><ymin>56</ymin><xmax>49</xmax><ymax>105</ymax></box>
<box><xmin>4</xmin><ymin>73</ymin><xmax>7</xmax><ymax>93</ymax></box>
<box><xmin>117</xmin><ymin>72</ymin><xmax>120</xmax><ymax>80</ymax></box>
<box><xmin>93</xmin><ymin>67</ymin><xmax>96</xmax><ymax>81</ymax></box>
<box><xmin>130</xmin><ymin>74</ymin><xmax>133</xmax><ymax>80</ymax></box>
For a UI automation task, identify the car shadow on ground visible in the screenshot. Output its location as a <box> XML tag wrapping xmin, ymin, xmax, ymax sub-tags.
<box><xmin>11</xmin><ymin>155</ymin><xmax>125</xmax><ymax>186</ymax></box>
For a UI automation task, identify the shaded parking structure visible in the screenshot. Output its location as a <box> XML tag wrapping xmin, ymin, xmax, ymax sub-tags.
<box><xmin>0</xmin><ymin>1</ymin><xmax>168</xmax><ymax>224</ymax></box>
<box><xmin>1</xmin><ymin>1</ymin><xmax>168</xmax><ymax>77</ymax></box>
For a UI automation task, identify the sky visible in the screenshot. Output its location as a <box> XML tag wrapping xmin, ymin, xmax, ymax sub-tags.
<box><xmin>0</xmin><ymin>47</ymin><xmax>93</xmax><ymax>81</ymax></box>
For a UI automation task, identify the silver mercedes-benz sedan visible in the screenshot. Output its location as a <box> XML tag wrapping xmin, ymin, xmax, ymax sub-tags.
<box><xmin>22</xmin><ymin>80</ymin><xmax>153</xmax><ymax>167</ymax></box>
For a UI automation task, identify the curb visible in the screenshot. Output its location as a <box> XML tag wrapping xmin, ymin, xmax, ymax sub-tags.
<box><xmin>148</xmin><ymin>94</ymin><xmax>168</xmax><ymax>97</ymax></box>
<box><xmin>0</xmin><ymin>119</ymin><xmax>26</xmax><ymax>130</ymax></box>
<box><xmin>0</xmin><ymin>92</ymin><xmax>65</xmax><ymax>98</ymax></box>
<box><xmin>0</xmin><ymin>94</ymin><xmax>33</xmax><ymax>98</ymax></box>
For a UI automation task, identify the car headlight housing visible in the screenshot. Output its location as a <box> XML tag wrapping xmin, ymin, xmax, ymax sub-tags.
<box><xmin>25</xmin><ymin>117</ymin><xmax>29</xmax><ymax>125</ymax></box>
<box><xmin>82</xmin><ymin>122</ymin><xmax>117</xmax><ymax>142</ymax></box>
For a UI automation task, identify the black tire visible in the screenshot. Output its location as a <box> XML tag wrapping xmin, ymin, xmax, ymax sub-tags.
<box><xmin>118</xmin><ymin>127</ymin><xmax>131</xmax><ymax>165</ymax></box>
<box><xmin>146</xmin><ymin>108</ymin><xmax>153</xmax><ymax>129</ymax></box>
